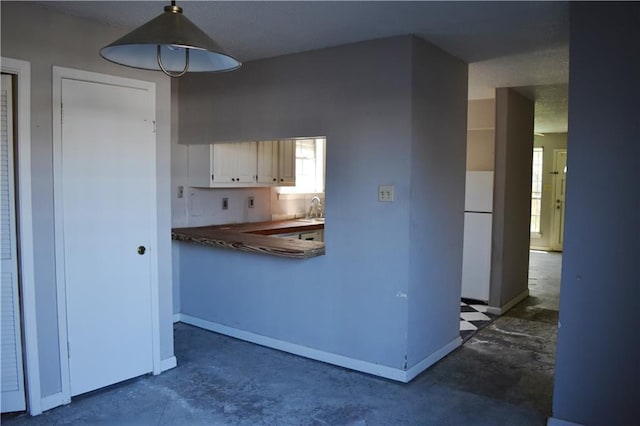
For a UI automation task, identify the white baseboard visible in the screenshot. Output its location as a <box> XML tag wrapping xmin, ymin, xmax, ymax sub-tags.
<box><xmin>40</xmin><ymin>392</ymin><xmax>70</xmax><ymax>412</ymax></box>
<box><xmin>487</xmin><ymin>289</ymin><xmax>529</xmax><ymax>315</ymax></box>
<box><xmin>37</xmin><ymin>358</ymin><xmax>177</xmax><ymax>413</ymax></box>
<box><xmin>547</xmin><ymin>417</ymin><xmax>585</xmax><ymax>426</ymax></box>
<box><xmin>404</xmin><ymin>337</ymin><xmax>461</xmax><ymax>382</ymax></box>
<box><xmin>179</xmin><ymin>314</ymin><xmax>459</xmax><ymax>383</ymax></box>
<box><xmin>160</xmin><ymin>356</ymin><xmax>177</xmax><ymax>372</ymax></box>
<box><xmin>173</xmin><ymin>313</ymin><xmax>181</xmax><ymax>323</ymax></box>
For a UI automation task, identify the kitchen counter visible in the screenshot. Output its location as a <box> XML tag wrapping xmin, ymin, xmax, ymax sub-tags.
<box><xmin>172</xmin><ymin>219</ymin><xmax>325</xmax><ymax>259</ymax></box>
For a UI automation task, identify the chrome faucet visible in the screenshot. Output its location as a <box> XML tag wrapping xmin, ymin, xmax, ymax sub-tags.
<box><xmin>307</xmin><ymin>196</ymin><xmax>323</xmax><ymax>218</ymax></box>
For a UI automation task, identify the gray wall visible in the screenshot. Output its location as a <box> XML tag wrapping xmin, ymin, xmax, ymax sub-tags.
<box><xmin>490</xmin><ymin>88</ymin><xmax>534</xmax><ymax>308</ymax></box>
<box><xmin>551</xmin><ymin>3</ymin><xmax>640</xmax><ymax>424</ymax></box>
<box><xmin>406</xmin><ymin>38</ymin><xmax>467</xmax><ymax>366</ymax></box>
<box><xmin>0</xmin><ymin>2</ymin><xmax>174</xmax><ymax>398</ymax></box>
<box><xmin>467</xmin><ymin>98</ymin><xmax>496</xmax><ymax>171</ymax></box>
<box><xmin>530</xmin><ymin>133</ymin><xmax>567</xmax><ymax>251</ymax></box>
<box><xmin>177</xmin><ymin>36</ymin><xmax>467</xmax><ymax>372</ymax></box>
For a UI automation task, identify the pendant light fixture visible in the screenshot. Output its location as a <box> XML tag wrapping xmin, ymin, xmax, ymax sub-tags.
<box><xmin>100</xmin><ymin>1</ymin><xmax>241</xmax><ymax>78</ymax></box>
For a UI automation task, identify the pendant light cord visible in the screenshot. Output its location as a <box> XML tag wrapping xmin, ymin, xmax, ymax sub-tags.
<box><xmin>157</xmin><ymin>45</ymin><xmax>190</xmax><ymax>78</ymax></box>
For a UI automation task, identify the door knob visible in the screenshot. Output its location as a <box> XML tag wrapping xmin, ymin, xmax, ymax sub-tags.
<box><xmin>137</xmin><ymin>246</ymin><xmax>146</xmax><ymax>255</ymax></box>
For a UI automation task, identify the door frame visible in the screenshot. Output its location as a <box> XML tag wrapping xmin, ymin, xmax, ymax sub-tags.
<box><xmin>1</xmin><ymin>57</ymin><xmax>40</xmax><ymax>415</ymax></box>
<box><xmin>52</xmin><ymin>66</ymin><xmax>161</xmax><ymax>405</ymax></box>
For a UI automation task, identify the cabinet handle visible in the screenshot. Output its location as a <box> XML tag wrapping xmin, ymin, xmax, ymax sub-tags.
<box><xmin>280</xmin><ymin>178</ymin><xmax>284</xmax><ymax>182</ymax></box>
<box><xmin>273</xmin><ymin>178</ymin><xmax>277</xmax><ymax>182</ymax></box>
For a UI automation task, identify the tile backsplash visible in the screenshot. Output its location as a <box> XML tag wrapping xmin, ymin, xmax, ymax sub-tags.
<box><xmin>179</xmin><ymin>187</ymin><xmax>325</xmax><ymax>227</ymax></box>
<box><xmin>176</xmin><ymin>186</ymin><xmax>325</xmax><ymax>228</ymax></box>
<box><xmin>186</xmin><ymin>187</ymin><xmax>271</xmax><ymax>227</ymax></box>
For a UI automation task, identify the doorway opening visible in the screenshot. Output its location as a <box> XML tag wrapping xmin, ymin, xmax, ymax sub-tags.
<box><xmin>528</xmin><ymin>136</ymin><xmax>566</xmax><ymax>309</ymax></box>
<box><xmin>530</xmin><ymin>135</ymin><xmax>568</xmax><ymax>252</ymax></box>
<box><xmin>527</xmin><ymin>135</ymin><xmax>567</xmax><ymax>314</ymax></box>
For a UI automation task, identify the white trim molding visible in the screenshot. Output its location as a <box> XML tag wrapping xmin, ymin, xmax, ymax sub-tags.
<box><xmin>487</xmin><ymin>289</ymin><xmax>529</xmax><ymax>316</ymax></box>
<box><xmin>40</xmin><ymin>392</ymin><xmax>70</xmax><ymax>413</ymax></box>
<box><xmin>179</xmin><ymin>314</ymin><xmax>460</xmax><ymax>383</ymax></box>
<box><xmin>547</xmin><ymin>417</ymin><xmax>585</xmax><ymax>426</ymax></box>
<box><xmin>1</xmin><ymin>57</ymin><xmax>41</xmax><ymax>416</ymax></box>
<box><xmin>52</xmin><ymin>66</ymin><xmax>161</xmax><ymax>407</ymax></box>
<box><xmin>404</xmin><ymin>337</ymin><xmax>461</xmax><ymax>382</ymax></box>
<box><xmin>160</xmin><ymin>356</ymin><xmax>177</xmax><ymax>372</ymax></box>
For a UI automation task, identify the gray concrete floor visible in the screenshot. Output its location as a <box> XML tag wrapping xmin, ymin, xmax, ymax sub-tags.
<box><xmin>3</xmin><ymin>251</ymin><xmax>561</xmax><ymax>426</ymax></box>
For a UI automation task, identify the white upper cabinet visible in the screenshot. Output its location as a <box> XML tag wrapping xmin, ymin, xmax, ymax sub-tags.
<box><xmin>187</xmin><ymin>144</ymin><xmax>214</xmax><ymax>187</ymax></box>
<box><xmin>213</xmin><ymin>142</ymin><xmax>258</xmax><ymax>185</ymax></box>
<box><xmin>257</xmin><ymin>140</ymin><xmax>279</xmax><ymax>185</ymax></box>
<box><xmin>278</xmin><ymin>139</ymin><xmax>296</xmax><ymax>186</ymax></box>
<box><xmin>188</xmin><ymin>140</ymin><xmax>296</xmax><ymax>188</ymax></box>
<box><xmin>188</xmin><ymin>142</ymin><xmax>257</xmax><ymax>187</ymax></box>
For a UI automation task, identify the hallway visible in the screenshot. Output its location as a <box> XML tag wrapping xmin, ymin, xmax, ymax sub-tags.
<box><xmin>434</xmin><ymin>250</ymin><xmax>561</xmax><ymax>419</ymax></box>
<box><xmin>3</xmin><ymin>252</ymin><xmax>561</xmax><ymax>425</ymax></box>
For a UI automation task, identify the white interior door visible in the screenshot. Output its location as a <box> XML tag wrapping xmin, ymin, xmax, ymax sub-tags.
<box><xmin>551</xmin><ymin>150</ymin><xmax>567</xmax><ymax>251</ymax></box>
<box><xmin>1</xmin><ymin>74</ymin><xmax>26</xmax><ymax>413</ymax></box>
<box><xmin>60</xmin><ymin>76</ymin><xmax>155</xmax><ymax>397</ymax></box>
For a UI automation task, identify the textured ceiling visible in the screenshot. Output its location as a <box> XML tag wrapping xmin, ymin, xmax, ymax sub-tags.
<box><xmin>33</xmin><ymin>1</ymin><xmax>570</xmax><ymax>133</ymax></box>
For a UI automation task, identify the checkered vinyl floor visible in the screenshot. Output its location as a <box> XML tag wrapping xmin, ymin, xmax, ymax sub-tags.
<box><xmin>460</xmin><ymin>299</ymin><xmax>497</xmax><ymax>341</ymax></box>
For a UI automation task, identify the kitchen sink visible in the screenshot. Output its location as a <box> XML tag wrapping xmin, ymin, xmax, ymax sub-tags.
<box><xmin>296</xmin><ymin>218</ymin><xmax>325</xmax><ymax>223</ymax></box>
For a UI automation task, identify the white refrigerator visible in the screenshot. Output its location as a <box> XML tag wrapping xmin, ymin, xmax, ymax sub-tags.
<box><xmin>461</xmin><ymin>171</ymin><xmax>494</xmax><ymax>302</ymax></box>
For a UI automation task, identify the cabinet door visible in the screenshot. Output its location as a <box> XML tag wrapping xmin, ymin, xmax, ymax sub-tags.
<box><xmin>211</xmin><ymin>142</ymin><xmax>257</xmax><ymax>186</ymax></box>
<box><xmin>257</xmin><ymin>141</ymin><xmax>278</xmax><ymax>185</ymax></box>
<box><xmin>211</xmin><ymin>143</ymin><xmax>236</xmax><ymax>185</ymax></box>
<box><xmin>187</xmin><ymin>144</ymin><xmax>214</xmax><ymax>187</ymax></box>
<box><xmin>299</xmin><ymin>230</ymin><xmax>324</xmax><ymax>242</ymax></box>
<box><xmin>278</xmin><ymin>139</ymin><xmax>296</xmax><ymax>186</ymax></box>
<box><xmin>235</xmin><ymin>141</ymin><xmax>257</xmax><ymax>184</ymax></box>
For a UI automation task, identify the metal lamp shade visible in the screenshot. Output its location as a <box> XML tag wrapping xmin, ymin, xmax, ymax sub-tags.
<box><xmin>100</xmin><ymin>5</ymin><xmax>241</xmax><ymax>74</ymax></box>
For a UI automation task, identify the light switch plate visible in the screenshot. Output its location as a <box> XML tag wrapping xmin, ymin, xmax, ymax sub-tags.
<box><xmin>378</xmin><ymin>185</ymin><xmax>394</xmax><ymax>202</ymax></box>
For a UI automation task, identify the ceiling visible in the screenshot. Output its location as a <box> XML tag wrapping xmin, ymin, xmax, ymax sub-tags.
<box><xmin>34</xmin><ymin>1</ymin><xmax>570</xmax><ymax>133</ymax></box>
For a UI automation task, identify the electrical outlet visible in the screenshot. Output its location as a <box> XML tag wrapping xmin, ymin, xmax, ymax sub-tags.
<box><xmin>222</xmin><ymin>197</ymin><xmax>229</xmax><ymax>210</ymax></box>
<box><xmin>177</xmin><ymin>185</ymin><xmax>184</xmax><ymax>199</ymax></box>
<box><xmin>378</xmin><ymin>185</ymin><xmax>394</xmax><ymax>202</ymax></box>
<box><xmin>248</xmin><ymin>196</ymin><xmax>255</xmax><ymax>208</ymax></box>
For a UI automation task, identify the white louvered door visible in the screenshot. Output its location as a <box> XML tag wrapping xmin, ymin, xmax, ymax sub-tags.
<box><xmin>1</xmin><ymin>74</ymin><xmax>26</xmax><ymax>413</ymax></box>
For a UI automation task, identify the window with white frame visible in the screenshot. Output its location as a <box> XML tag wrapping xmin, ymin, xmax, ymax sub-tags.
<box><xmin>530</xmin><ymin>147</ymin><xmax>543</xmax><ymax>233</ymax></box>
<box><xmin>279</xmin><ymin>137</ymin><xmax>325</xmax><ymax>194</ymax></box>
